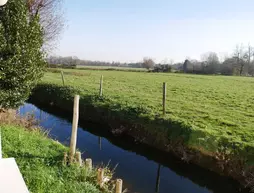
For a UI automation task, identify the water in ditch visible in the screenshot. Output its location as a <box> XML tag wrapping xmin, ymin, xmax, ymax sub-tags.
<box><xmin>19</xmin><ymin>103</ymin><xmax>246</xmax><ymax>193</ymax></box>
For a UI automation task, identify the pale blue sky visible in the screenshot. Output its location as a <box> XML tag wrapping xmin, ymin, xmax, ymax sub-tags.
<box><xmin>56</xmin><ymin>0</ymin><xmax>254</xmax><ymax>63</ymax></box>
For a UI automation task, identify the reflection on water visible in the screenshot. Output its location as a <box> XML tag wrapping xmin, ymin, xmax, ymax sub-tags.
<box><xmin>19</xmin><ymin>103</ymin><xmax>246</xmax><ymax>193</ymax></box>
<box><xmin>156</xmin><ymin>164</ymin><xmax>161</xmax><ymax>193</ymax></box>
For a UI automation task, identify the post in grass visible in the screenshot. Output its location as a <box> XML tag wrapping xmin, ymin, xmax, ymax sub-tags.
<box><xmin>69</xmin><ymin>95</ymin><xmax>80</xmax><ymax>163</ymax></box>
<box><xmin>85</xmin><ymin>158</ymin><xmax>92</xmax><ymax>171</ymax></box>
<box><xmin>61</xmin><ymin>71</ymin><xmax>65</xmax><ymax>86</ymax></box>
<box><xmin>63</xmin><ymin>152</ymin><xmax>68</xmax><ymax>166</ymax></box>
<box><xmin>75</xmin><ymin>151</ymin><xmax>82</xmax><ymax>166</ymax></box>
<box><xmin>115</xmin><ymin>179</ymin><xmax>123</xmax><ymax>193</ymax></box>
<box><xmin>163</xmin><ymin>82</ymin><xmax>167</xmax><ymax>115</ymax></box>
<box><xmin>97</xmin><ymin>168</ymin><xmax>104</xmax><ymax>188</ymax></box>
<box><xmin>99</xmin><ymin>75</ymin><xmax>103</xmax><ymax>97</ymax></box>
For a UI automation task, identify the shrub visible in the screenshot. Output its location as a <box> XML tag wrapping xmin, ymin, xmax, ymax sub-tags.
<box><xmin>0</xmin><ymin>0</ymin><xmax>46</xmax><ymax>108</ymax></box>
<box><xmin>153</xmin><ymin>64</ymin><xmax>172</xmax><ymax>73</ymax></box>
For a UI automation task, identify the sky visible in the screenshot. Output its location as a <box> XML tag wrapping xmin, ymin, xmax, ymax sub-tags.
<box><xmin>55</xmin><ymin>0</ymin><xmax>254</xmax><ymax>63</ymax></box>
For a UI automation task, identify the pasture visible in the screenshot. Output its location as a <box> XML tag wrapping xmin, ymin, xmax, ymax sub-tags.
<box><xmin>40</xmin><ymin>69</ymin><xmax>254</xmax><ymax>161</ymax></box>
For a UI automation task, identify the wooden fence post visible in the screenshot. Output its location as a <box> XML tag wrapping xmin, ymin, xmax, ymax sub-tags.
<box><xmin>63</xmin><ymin>152</ymin><xmax>68</xmax><ymax>166</ymax></box>
<box><xmin>99</xmin><ymin>75</ymin><xmax>103</xmax><ymax>97</ymax></box>
<box><xmin>75</xmin><ymin>151</ymin><xmax>82</xmax><ymax>166</ymax></box>
<box><xmin>115</xmin><ymin>179</ymin><xmax>123</xmax><ymax>193</ymax></box>
<box><xmin>69</xmin><ymin>95</ymin><xmax>80</xmax><ymax>163</ymax></box>
<box><xmin>97</xmin><ymin>168</ymin><xmax>104</xmax><ymax>188</ymax></box>
<box><xmin>163</xmin><ymin>82</ymin><xmax>166</xmax><ymax>115</ymax></box>
<box><xmin>61</xmin><ymin>71</ymin><xmax>65</xmax><ymax>86</ymax></box>
<box><xmin>85</xmin><ymin>159</ymin><xmax>92</xmax><ymax>170</ymax></box>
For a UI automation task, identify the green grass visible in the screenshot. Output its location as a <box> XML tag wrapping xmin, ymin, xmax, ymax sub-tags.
<box><xmin>1</xmin><ymin>124</ymin><xmax>106</xmax><ymax>193</ymax></box>
<box><xmin>36</xmin><ymin>69</ymin><xmax>254</xmax><ymax>162</ymax></box>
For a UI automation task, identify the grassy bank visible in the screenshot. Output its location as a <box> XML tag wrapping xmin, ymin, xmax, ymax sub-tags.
<box><xmin>0</xmin><ymin>112</ymin><xmax>109</xmax><ymax>193</ymax></box>
<box><xmin>30</xmin><ymin>69</ymin><xmax>254</xmax><ymax>184</ymax></box>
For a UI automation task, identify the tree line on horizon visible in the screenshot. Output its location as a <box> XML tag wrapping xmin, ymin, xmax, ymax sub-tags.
<box><xmin>47</xmin><ymin>44</ymin><xmax>254</xmax><ymax>76</ymax></box>
<box><xmin>179</xmin><ymin>44</ymin><xmax>254</xmax><ymax>76</ymax></box>
<box><xmin>47</xmin><ymin>56</ymin><xmax>144</xmax><ymax>68</ymax></box>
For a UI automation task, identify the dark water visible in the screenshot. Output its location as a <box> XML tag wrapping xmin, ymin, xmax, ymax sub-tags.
<box><xmin>19</xmin><ymin>103</ymin><xmax>246</xmax><ymax>193</ymax></box>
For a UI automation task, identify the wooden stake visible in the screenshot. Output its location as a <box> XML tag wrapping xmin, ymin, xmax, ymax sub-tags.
<box><xmin>85</xmin><ymin>159</ymin><xmax>92</xmax><ymax>170</ymax></box>
<box><xmin>63</xmin><ymin>152</ymin><xmax>68</xmax><ymax>166</ymax></box>
<box><xmin>97</xmin><ymin>168</ymin><xmax>104</xmax><ymax>188</ymax></box>
<box><xmin>99</xmin><ymin>75</ymin><xmax>103</xmax><ymax>97</ymax></box>
<box><xmin>163</xmin><ymin>82</ymin><xmax>166</xmax><ymax>115</ymax></box>
<box><xmin>69</xmin><ymin>95</ymin><xmax>80</xmax><ymax>163</ymax></box>
<box><xmin>61</xmin><ymin>71</ymin><xmax>65</xmax><ymax>86</ymax></box>
<box><xmin>115</xmin><ymin>179</ymin><xmax>123</xmax><ymax>193</ymax></box>
<box><xmin>75</xmin><ymin>151</ymin><xmax>82</xmax><ymax>166</ymax></box>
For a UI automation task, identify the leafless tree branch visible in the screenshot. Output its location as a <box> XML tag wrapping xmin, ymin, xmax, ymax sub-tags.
<box><xmin>26</xmin><ymin>0</ymin><xmax>65</xmax><ymax>52</ymax></box>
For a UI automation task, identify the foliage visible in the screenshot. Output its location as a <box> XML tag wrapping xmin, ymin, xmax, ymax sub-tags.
<box><xmin>1</xmin><ymin>124</ymin><xmax>107</xmax><ymax>193</ymax></box>
<box><xmin>30</xmin><ymin>69</ymin><xmax>254</xmax><ymax>163</ymax></box>
<box><xmin>152</xmin><ymin>64</ymin><xmax>172</xmax><ymax>72</ymax></box>
<box><xmin>201</xmin><ymin>52</ymin><xmax>220</xmax><ymax>74</ymax></box>
<box><xmin>142</xmin><ymin>57</ymin><xmax>155</xmax><ymax>69</ymax></box>
<box><xmin>0</xmin><ymin>0</ymin><xmax>46</xmax><ymax>108</ymax></box>
<box><xmin>47</xmin><ymin>56</ymin><xmax>144</xmax><ymax>69</ymax></box>
<box><xmin>221</xmin><ymin>58</ymin><xmax>236</xmax><ymax>75</ymax></box>
<box><xmin>183</xmin><ymin>59</ymin><xmax>191</xmax><ymax>73</ymax></box>
<box><xmin>172</xmin><ymin>44</ymin><xmax>254</xmax><ymax>76</ymax></box>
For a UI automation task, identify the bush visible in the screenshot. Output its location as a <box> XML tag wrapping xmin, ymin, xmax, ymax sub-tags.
<box><xmin>153</xmin><ymin>64</ymin><xmax>172</xmax><ymax>73</ymax></box>
<box><xmin>0</xmin><ymin>0</ymin><xmax>46</xmax><ymax>108</ymax></box>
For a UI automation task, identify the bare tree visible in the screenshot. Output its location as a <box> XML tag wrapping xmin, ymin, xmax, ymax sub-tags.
<box><xmin>142</xmin><ymin>57</ymin><xmax>155</xmax><ymax>69</ymax></box>
<box><xmin>26</xmin><ymin>0</ymin><xmax>65</xmax><ymax>51</ymax></box>
<box><xmin>233</xmin><ymin>44</ymin><xmax>246</xmax><ymax>76</ymax></box>
<box><xmin>244</xmin><ymin>44</ymin><xmax>253</xmax><ymax>75</ymax></box>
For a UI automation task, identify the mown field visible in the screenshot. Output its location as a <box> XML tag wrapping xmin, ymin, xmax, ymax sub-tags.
<box><xmin>38</xmin><ymin>69</ymin><xmax>254</xmax><ymax>163</ymax></box>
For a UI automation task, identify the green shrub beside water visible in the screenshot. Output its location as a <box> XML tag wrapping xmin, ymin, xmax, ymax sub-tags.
<box><xmin>0</xmin><ymin>0</ymin><xmax>46</xmax><ymax>109</ymax></box>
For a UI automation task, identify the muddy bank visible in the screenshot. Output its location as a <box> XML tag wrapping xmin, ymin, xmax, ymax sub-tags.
<box><xmin>29</xmin><ymin>84</ymin><xmax>253</xmax><ymax>191</ymax></box>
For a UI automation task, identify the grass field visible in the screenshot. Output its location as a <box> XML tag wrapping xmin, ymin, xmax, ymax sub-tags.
<box><xmin>1</xmin><ymin>112</ymin><xmax>110</xmax><ymax>193</ymax></box>
<box><xmin>38</xmin><ymin>69</ymin><xmax>254</xmax><ymax>163</ymax></box>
